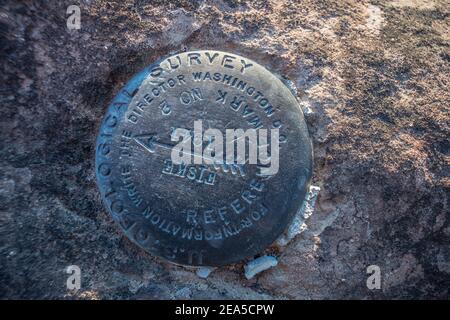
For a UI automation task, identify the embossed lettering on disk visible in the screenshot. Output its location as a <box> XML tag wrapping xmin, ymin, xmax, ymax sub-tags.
<box><xmin>95</xmin><ymin>50</ymin><xmax>313</xmax><ymax>267</ymax></box>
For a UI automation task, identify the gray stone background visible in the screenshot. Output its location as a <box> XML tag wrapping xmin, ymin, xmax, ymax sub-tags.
<box><xmin>0</xmin><ymin>0</ymin><xmax>449</xmax><ymax>299</ymax></box>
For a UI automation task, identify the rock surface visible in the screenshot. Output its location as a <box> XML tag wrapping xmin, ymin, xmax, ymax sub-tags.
<box><xmin>0</xmin><ymin>0</ymin><xmax>449</xmax><ymax>299</ymax></box>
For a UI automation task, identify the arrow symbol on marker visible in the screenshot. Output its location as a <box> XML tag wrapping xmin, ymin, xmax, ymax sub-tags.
<box><xmin>133</xmin><ymin>133</ymin><xmax>247</xmax><ymax>177</ymax></box>
<box><xmin>133</xmin><ymin>133</ymin><xmax>217</xmax><ymax>163</ymax></box>
<box><xmin>133</xmin><ymin>133</ymin><xmax>174</xmax><ymax>154</ymax></box>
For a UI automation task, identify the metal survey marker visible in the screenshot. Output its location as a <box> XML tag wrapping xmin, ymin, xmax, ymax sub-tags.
<box><xmin>95</xmin><ymin>50</ymin><xmax>312</xmax><ymax>266</ymax></box>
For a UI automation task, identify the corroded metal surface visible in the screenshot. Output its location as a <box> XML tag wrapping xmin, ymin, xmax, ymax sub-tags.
<box><xmin>95</xmin><ymin>50</ymin><xmax>312</xmax><ymax>266</ymax></box>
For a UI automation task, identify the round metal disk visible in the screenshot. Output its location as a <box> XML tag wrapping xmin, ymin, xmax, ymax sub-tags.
<box><xmin>95</xmin><ymin>50</ymin><xmax>312</xmax><ymax>267</ymax></box>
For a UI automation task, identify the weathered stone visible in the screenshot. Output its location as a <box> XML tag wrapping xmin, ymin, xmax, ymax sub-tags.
<box><xmin>0</xmin><ymin>0</ymin><xmax>448</xmax><ymax>299</ymax></box>
<box><xmin>244</xmin><ymin>256</ymin><xmax>278</xmax><ymax>279</ymax></box>
<box><xmin>196</xmin><ymin>267</ymin><xmax>215</xmax><ymax>279</ymax></box>
<box><xmin>276</xmin><ymin>185</ymin><xmax>320</xmax><ymax>247</ymax></box>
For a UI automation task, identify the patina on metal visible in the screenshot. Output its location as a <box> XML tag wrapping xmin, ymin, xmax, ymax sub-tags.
<box><xmin>95</xmin><ymin>50</ymin><xmax>313</xmax><ymax>267</ymax></box>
